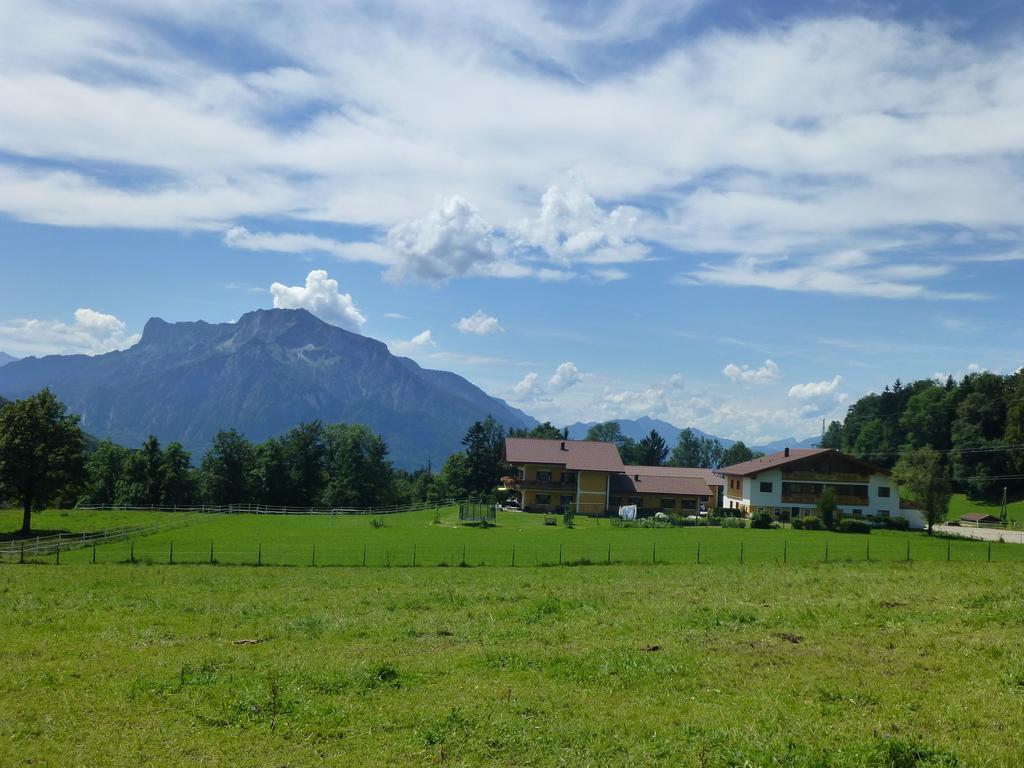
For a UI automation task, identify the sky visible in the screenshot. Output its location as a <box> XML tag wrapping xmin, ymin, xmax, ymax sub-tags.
<box><xmin>1</xmin><ymin>0</ymin><xmax>1023</xmax><ymax>444</ymax></box>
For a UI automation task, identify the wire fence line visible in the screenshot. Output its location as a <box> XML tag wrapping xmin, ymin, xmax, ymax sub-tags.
<box><xmin>0</xmin><ymin>511</ymin><xmax>219</xmax><ymax>560</ymax></box>
<box><xmin>72</xmin><ymin>498</ymin><xmax>476</xmax><ymax>516</ymax></box>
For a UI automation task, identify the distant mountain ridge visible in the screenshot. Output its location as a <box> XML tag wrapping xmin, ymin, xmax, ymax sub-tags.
<box><xmin>0</xmin><ymin>352</ymin><xmax>17</xmax><ymax>367</ymax></box>
<box><xmin>0</xmin><ymin>309</ymin><xmax>536</xmax><ymax>469</ymax></box>
<box><xmin>565</xmin><ymin>416</ymin><xmax>819</xmax><ymax>455</ymax></box>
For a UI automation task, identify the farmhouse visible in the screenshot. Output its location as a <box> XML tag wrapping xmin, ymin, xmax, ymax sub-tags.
<box><xmin>718</xmin><ymin>447</ymin><xmax>924</xmax><ymax>529</ymax></box>
<box><xmin>503</xmin><ymin>438</ymin><xmax>720</xmax><ymax>515</ymax></box>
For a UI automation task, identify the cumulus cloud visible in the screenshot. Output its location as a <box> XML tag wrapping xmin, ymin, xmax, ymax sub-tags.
<box><xmin>388</xmin><ymin>329</ymin><xmax>436</xmax><ymax>357</ymax></box>
<box><xmin>512</xmin><ymin>361</ymin><xmax>583</xmax><ymax>401</ymax></box>
<box><xmin>386</xmin><ymin>196</ymin><xmax>503</xmax><ymax>283</ymax></box>
<box><xmin>517</xmin><ymin>180</ymin><xmax>649</xmax><ymax>266</ymax></box>
<box><xmin>723</xmin><ymin>359</ymin><xmax>781</xmax><ymax>384</ymax></box>
<box><xmin>788</xmin><ymin>375</ymin><xmax>843</xmax><ymax>399</ymax></box>
<box><xmin>0</xmin><ymin>308</ymin><xmax>140</xmax><ymax>356</ymax></box>
<box><xmin>270</xmin><ymin>269</ymin><xmax>366</xmax><ymax>332</ymax></box>
<box><xmin>455</xmin><ymin>310</ymin><xmax>503</xmax><ymax>336</ymax></box>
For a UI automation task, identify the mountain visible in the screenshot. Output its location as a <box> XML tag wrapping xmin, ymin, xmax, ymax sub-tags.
<box><xmin>565</xmin><ymin>416</ymin><xmax>818</xmax><ymax>454</ymax></box>
<box><xmin>0</xmin><ymin>308</ymin><xmax>536</xmax><ymax>469</ymax></box>
<box><xmin>0</xmin><ymin>352</ymin><xmax>18</xmax><ymax>367</ymax></box>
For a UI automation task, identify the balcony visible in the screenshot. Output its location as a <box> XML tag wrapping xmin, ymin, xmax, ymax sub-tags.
<box><xmin>519</xmin><ymin>479</ymin><xmax>576</xmax><ymax>492</ymax></box>
<box><xmin>782</xmin><ymin>493</ymin><xmax>869</xmax><ymax>506</ymax></box>
<box><xmin>783</xmin><ymin>471</ymin><xmax>868</xmax><ymax>483</ymax></box>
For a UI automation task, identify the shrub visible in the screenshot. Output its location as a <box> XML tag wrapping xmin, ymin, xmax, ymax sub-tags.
<box><xmin>793</xmin><ymin>516</ymin><xmax>823</xmax><ymax>530</ymax></box>
<box><xmin>750</xmin><ymin>511</ymin><xmax>774</xmax><ymax>529</ymax></box>
<box><xmin>370</xmin><ymin>517</ymin><xmax>385</xmax><ymax>528</ymax></box>
<box><xmin>838</xmin><ymin>518</ymin><xmax>872</xmax><ymax>534</ymax></box>
<box><xmin>876</xmin><ymin>516</ymin><xmax>909</xmax><ymax>531</ymax></box>
<box><xmin>720</xmin><ymin>517</ymin><xmax>746</xmax><ymax>529</ymax></box>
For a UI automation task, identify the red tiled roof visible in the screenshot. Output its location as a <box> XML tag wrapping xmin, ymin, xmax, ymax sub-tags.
<box><xmin>611</xmin><ymin>472</ymin><xmax>711</xmax><ymax>497</ymax></box>
<box><xmin>623</xmin><ymin>465</ymin><xmax>724</xmax><ymax>487</ymax></box>
<box><xmin>504</xmin><ymin>438</ymin><xmax>625</xmax><ymax>472</ymax></box>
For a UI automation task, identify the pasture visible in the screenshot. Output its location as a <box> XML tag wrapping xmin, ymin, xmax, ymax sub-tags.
<box><xmin>2</xmin><ymin>559</ymin><xmax>1024</xmax><ymax>766</ymax></box>
<box><xmin>6</xmin><ymin>505</ymin><xmax>1024</xmax><ymax>567</ymax></box>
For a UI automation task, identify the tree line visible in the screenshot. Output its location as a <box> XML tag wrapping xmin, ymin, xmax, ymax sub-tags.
<box><xmin>821</xmin><ymin>370</ymin><xmax>1024</xmax><ymax>499</ymax></box>
<box><xmin>0</xmin><ymin>389</ymin><xmax>508</xmax><ymax>534</ymax></box>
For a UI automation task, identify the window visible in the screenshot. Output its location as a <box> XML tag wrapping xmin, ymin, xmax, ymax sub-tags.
<box><xmin>852</xmin><ymin>509</ymin><xmax>862</xmax><ymax>516</ymax></box>
<box><xmin>877</xmin><ymin>486</ymin><xmax>891</xmax><ymax>498</ymax></box>
<box><xmin>879</xmin><ymin>510</ymin><xmax>890</xmax><ymax>518</ymax></box>
<box><xmin>759</xmin><ymin>481</ymin><xmax>773</xmax><ymax>493</ymax></box>
<box><xmin>660</xmin><ymin>498</ymin><xmax>676</xmax><ymax>509</ymax></box>
<box><xmin>536</xmin><ymin>494</ymin><xmax>551</xmax><ymax>504</ymax></box>
<box><xmin>561</xmin><ymin>472</ymin><xmax>576</xmax><ymax>483</ymax></box>
<box><xmin>536</xmin><ymin>470</ymin><xmax>552</xmax><ymax>482</ymax></box>
<box><xmin>681</xmin><ymin>499</ymin><xmax>697</xmax><ymax>511</ymax></box>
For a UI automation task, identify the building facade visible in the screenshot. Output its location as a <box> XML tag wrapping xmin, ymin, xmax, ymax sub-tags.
<box><xmin>504</xmin><ymin>438</ymin><xmax>720</xmax><ymax>515</ymax></box>
<box><xmin>718</xmin><ymin>447</ymin><xmax>924</xmax><ymax>528</ymax></box>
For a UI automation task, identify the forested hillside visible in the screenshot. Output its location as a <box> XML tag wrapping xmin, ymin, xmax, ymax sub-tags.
<box><xmin>822</xmin><ymin>370</ymin><xmax>1024</xmax><ymax>498</ymax></box>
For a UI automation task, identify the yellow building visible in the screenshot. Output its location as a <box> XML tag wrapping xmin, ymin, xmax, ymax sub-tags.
<box><xmin>504</xmin><ymin>438</ymin><xmax>719</xmax><ymax>515</ymax></box>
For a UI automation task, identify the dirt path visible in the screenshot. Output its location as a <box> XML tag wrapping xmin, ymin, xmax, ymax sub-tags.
<box><xmin>933</xmin><ymin>523</ymin><xmax>1024</xmax><ymax>544</ymax></box>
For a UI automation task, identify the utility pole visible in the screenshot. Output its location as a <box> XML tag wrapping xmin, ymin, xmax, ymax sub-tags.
<box><xmin>1001</xmin><ymin>486</ymin><xmax>1008</xmax><ymax>523</ymax></box>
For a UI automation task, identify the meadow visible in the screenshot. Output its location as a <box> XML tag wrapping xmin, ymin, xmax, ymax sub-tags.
<box><xmin>2</xmin><ymin>558</ymin><xmax>1023</xmax><ymax>766</ymax></box>
<box><xmin>5</xmin><ymin>505</ymin><xmax>1024</xmax><ymax>568</ymax></box>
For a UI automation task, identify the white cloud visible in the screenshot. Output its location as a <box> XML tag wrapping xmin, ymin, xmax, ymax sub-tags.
<box><xmin>386</xmin><ymin>196</ymin><xmax>502</xmax><ymax>283</ymax></box>
<box><xmin>548</xmin><ymin>361</ymin><xmax>581</xmax><ymax>391</ymax></box>
<box><xmin>388</xmin><ymin>328</ymin><xmax>436</xmax><ymax>357</ymax></box>
<box><xmin>512</xmin><ymin>372</ymin><xmax>542</xmax><ymax>399</ymax></box>
<box><xmin>456</xmin><ymin>310</ymin><xmax>503</xmax><ymax>336</ymax></box>
<box><xmin>591</xmin><ymin>267</ymin><xmax>629</xmax><ymax>282</ymax></box>
<box><xmin>723</xmin><ymin>359</ymin><xmax>781</xmax><ymax>384</ymax></box>
<box><xmin>788</xmin><ymin>374</ymin><xmax>843</xmax><ymax>399</ymax></box>
<box><xmin>0</xmin><ymin>308</ymin><xmax>139</xmax><ymax>356</ymax></box>
<box><xmin>225</xmin><ymin>226</ymin><xmax>393</xmax><ymax>265</ymax></box>
<box><xmin>270</xmin><ymin>269</ymin><xmax>366</xmax><ymax>332</ymax></box>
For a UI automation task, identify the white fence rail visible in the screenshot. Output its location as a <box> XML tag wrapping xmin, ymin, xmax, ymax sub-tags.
<box><xmin>72</xmin><ymin>498</ymin><xmax>470</xmax><ymax>516</ymax></box>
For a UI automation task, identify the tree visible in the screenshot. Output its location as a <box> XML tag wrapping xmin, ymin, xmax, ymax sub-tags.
<box><xmin>636</xmin><ymin>429</ymin><xmax>669</xmax><ymax>466</ymax></box>
<box><xmin>432</xmin><ymin>452</ymin><xmax>472</xmax><ymax>500</ymax></box>
<box><xmin>160</xmin><ymin>442</ymin><xmax>195</xmax><ymax>505</ymax></box>
<box><xmin>198</xmin><ymin>429</ymin><xmax>255</xmax><ymax>505</ymax></box>
<box><xmin>720</xmin><ymin>441</ymin><xmax>756</xmax><ymax>467</ymax></box>
<box><xmin>892</xmin><ymin>446</ymin><xmax>951</xmax><ymax>535</ymax></box>
<box><xmin>462</xmin><ymin>416</ymin><xmax>505</xmax><ymax>497</ymax></box>
<box><xmin>83</xmin><ymin>439</ymin><xmax>129</xmax><ymax>505</ymax></box>
<box><xmin>816</xmin><ymin>486</ymin><xmax>839</xmax><ymax>529</ymax></box>
<box><xmin>669</xmin><ymin>429</ymin><xmax>724</xmax><ymax>468</ymax></box>
<box><xmin>321</xmin><ymin>424</ymin><xmax>394</xmax><ymax>507</ymax></box>
<box><xmin>282</xmin><ymin>421</ymin><xmax>326</xmax><ymax>507</ymax></box>
<box><xmin>820</xmin><ymin>421</ymin><xmax>844</xmax><ymax>450</ymax></box>
<box><xmin>0</xmin><ymin>389</ymin><xmax>86</xmax><ymax>534</ymax></box>
<box><xmin>141</xmin><ymin>435</ymin><xmax>164</xmax><ymax>504</ymax></box>
<box><xmin>252</xmin><ymin>437</ymin><xmax>292</xmax><ymax>506</ymax></box>
<box><xmin>528</xmin><ymin>421</ymin><xmax>563</xmax><ymax>439</ymax></box>
<box><xmin>585</xmin><ymin>421</ymin><xmax>626</xmax><ymax>446</ymax></box>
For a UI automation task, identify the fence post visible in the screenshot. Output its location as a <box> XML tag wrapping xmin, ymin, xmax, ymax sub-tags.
<box><xmin>312</xmin><ymin>544</ymin><xmax>316</xmax><ymax>567</ymax></box>
<box><xmin>363</xmin><ymin>544</ymin><xmax>367</xmax><ymax>567</ymax></box>
<box><xmin>559</xmin><ymin>543</ymin><xmax>562</xmax><ymax>565</ymax></box>
<box><xmin>783</xmin><ymin>540</ymin><xmax>787</xmax><ymax>564</ymax></box>
<box><xmin>169</xmin><ymin>541</ymin><xmax>173</xmax><ymax>565</ymax></box>
<box><xmin>210</xmin><ymin>542</ymin><xmax>214</xmax><ymax>564</ymax></box>
<box><xmin>825</xmin><ymin>541</ymin><xmax>829</xmax><ymax>562</ymax></box>
<box><xmin>988</xmin><ymin>541</ymin><xmax>992</xmax><ymax>562</ymax></box>
<box><xmin>130</xmin><ymin>539</ymin><xmax>135</xmax><ymax>563</ymax></box>
<box><xmin>462</xmin><ymin>544</ymin><xmax>466</xmax><ymax>567</ymax></box>
<box><xmin>866</xmin><ymin>540</ymin><xmax>870</xmax><ymax>562</ymax></box>
<box><xmin>511</xmin><ymin>544</ymin><xmax>515</xmax><ymax>567</ymax></box>
<box><xmin>947</xmin><ymin>540</ymin><xmax>951</xmax><ymax>562</ymax></box>
<box><xmin>20</xmin><ymin>542</ymin><xmax>24</xmax><ymax>564</ymax></box>
<box><xmin>607</xmin><ymin>543</ymin><xmax>611</xmax><ymax>565</ymax></box>
<box><xmin>411</xmin><ymin>544</ymin><xmax>415</xmax><ymax>568</ymax></box>
<box><xmin>739</xmin><ymin>541</ymin><xmax>744</xmax><ymax>565</ymax></box>
<box><xmin>56</xmin><ymin>542</ymin><xmax>60</xmax><ymax>565</ymax></box>
<box><xmin>258</xmin><ymin>543</ymin><xmax>262</xmax><ymax>567</ymax></box>
<box><xmin>697</xmin><ymin>541</ymin><xmax>701</xmax><ymax>564</ymax></box>
<box><xmin>653</xmin><ymin>542</ymin><xmax>656</xmax><ymax>564</ymax></box>
<box><xmin>93</xmin><ymin>543</ymin><xmax>97</xmax><ymax>564</ymax></box>
<box><xmin>906</xmin><ymin>540</ymin><xmax>910</xmax><ymax>563</ymax></box>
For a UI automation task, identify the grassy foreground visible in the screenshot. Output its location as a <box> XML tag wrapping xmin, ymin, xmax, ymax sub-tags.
<box><xmin>2</xmin><ymin>561</ymin><xmax>1023</xmax><ymax>766</ymax></box>
<box><xmin>10</xmin><ymin>506</ymin><xmax>1024</xmax><ymax>567</ymax></box>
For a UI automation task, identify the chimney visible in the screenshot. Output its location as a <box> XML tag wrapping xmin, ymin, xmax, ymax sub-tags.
<box><xmin>560</xmin><ymin>440</ymin><xmax>566</xmax><ymax>450</ymax></box>
<box><xmin>784</xmin><ymin>447</ymin><xmax>790</xmax><ymax>457</ymax></box>
<box><xmin>635</xmin><ymin>474</ymin><xmax>640</xmax><ymax>481</ymax></box>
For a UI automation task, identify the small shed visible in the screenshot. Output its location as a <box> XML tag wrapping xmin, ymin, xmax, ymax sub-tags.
<box><xmin>961</xmin><ymin>512</ymin><xmax>1000</xmax><ymax>525</ymax></box>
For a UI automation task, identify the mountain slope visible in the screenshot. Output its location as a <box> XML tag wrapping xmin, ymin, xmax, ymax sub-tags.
<box><xmin>0</xmin><ymin>352</ymin><xmax>17</xmax><ymax>367</ymax></box>
<box><xmin>0</xmin><ymin>309</ymin><xmax>536</xmax><ymax>469</ymax></box>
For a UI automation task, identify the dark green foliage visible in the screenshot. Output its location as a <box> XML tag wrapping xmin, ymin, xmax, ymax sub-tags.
<box><xmin>198</xmin><ymin>429</ymin><xmax>256</xmax><ymax>505</ymax></box>
<box><xmin>816</xmin><ymin>486</ymin><xmax>839</xmax><ymax>529</ymax></box>
<box><xmin>669</xmin><ymin>428</ymin><xmax>724</xmax><ymax>468</ymax></box>
<box><xmin>792</xmin><ymin>515</ymin><xmax>823</xmax><ymax>530</ymax></box>
<box><xmin>838</xmin><ymin>518</ymin><xmax>872</xmax><ymax>534</ymax></box>
<box><xmin>508</xmin><ymin>421</ymin><xmax>563</xmax><ymax>439</ymax></box>
<box><xmin>636</xmin><ymin>429</ymin><xmax>669</xmax><ymax>466</ymax></box>
<box><xmin>321</xmin><ymin>424</ymin><xmax>394</xmax><ymax>508</ymax></box>
<box><xmin>82</xmin><ymin>439</ymin><xmax>129</xmax><ymax>505</ymax></box>
<box><xmin>893</xmin><ymin>446</ymin><xmax>951</xmax><ymax>535</ymax></box>
<box><xmin>720</xmin><ymin>440</ymin><xmax>758</xmax><ymax>467</ymax></box>
<box><xmin>461</xmin><ymin>416</ymin><xmax>505</xmax><ymax>498</ymax></box>
<box><xmin>750</xmin><ymin>510</ymin><xmax>774</xmax><ymax>529</ymax></box>
<box><xmin>0</xmin><ymin>388</ymin><xmax>86</xmax><ymax>532</ymax></box>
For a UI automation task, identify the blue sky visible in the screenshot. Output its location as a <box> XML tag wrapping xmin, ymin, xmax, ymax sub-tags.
<box><xmin>1</xmin><ymin>0</ymin><xmax>1023</xmax><ymax>443</ymax></box>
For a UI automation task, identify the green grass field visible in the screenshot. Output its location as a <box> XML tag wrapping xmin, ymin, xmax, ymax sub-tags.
<box><xmin>2</xmin><ymin>560</ymin><xmax>1023</xmax><ymax>766</ymax></box>
<box><xmin>950</xmin><ymin>493</ymin><xmax>1024</xmax><ymax>524</ymax></box>
<box><xmin>8</xmin><ymin>506</ymin><xmax>1024</xmax><ymax>567</ymax></box>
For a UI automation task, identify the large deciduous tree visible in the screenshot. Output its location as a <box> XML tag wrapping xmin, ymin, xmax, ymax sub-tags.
<box><xmin>893</xmin><ymin>446</ymin><xmax>951</xmax><ymax>535</ymax></box>
<box><xmin>321</xmin><ymin>424</ymin><xmax>394</xmax><ymax>508</ymax></box>
<box><xmin>0</xmin><ymin>389</ymin><xmax>86</xmax><ymax>534</ymax></box>
<box><xmin>198</xmin><ymin>429</ymin><xmax>256</xmax><ymax>505</ymax></box>
<box><xmin>462</xmin><ymin>416</ymin><xmax>505</xmax><ymax>497</ymax></box>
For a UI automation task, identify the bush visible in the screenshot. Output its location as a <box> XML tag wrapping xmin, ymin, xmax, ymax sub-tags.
<box><xmin>838</xmin><ymin>518</ymin><xmax>872</xmax><ymax>534</ymax></box>
<box><xmin>750</xmin><ymin>511</ymin><xmax>774</xmax><ymax>529</ymax></box>
<box><xmin>793</xmin><ymin>516</ymin><xmax>823</xmax><ymax>530</ymax></box>
<box><xmin>720</xmin><ymin>517</ymin><xmax>746</xmax><ymax>529</ymax></box>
